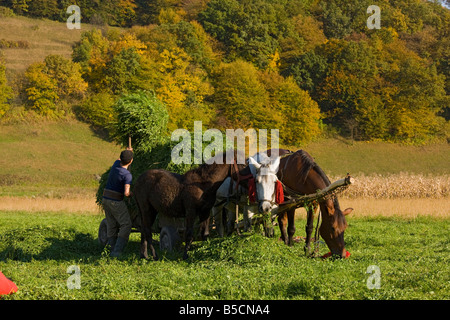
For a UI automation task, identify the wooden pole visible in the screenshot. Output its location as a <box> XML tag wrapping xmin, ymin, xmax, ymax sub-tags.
<box><xmin>273</xmin><ymin>175</ymin><xmax>355</xmax><ymax>216</ymax></box>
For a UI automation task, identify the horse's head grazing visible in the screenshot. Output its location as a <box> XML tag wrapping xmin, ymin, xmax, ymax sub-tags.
<box><xmin>278</xmin><ymin>150</ymin><xmax>354</xmax><ymax>258</ymax></box>
<box><xmin>248</xmin><ymin>155</ymin><xmax>281</xmax><ymax>214</ymax></box>
<box><xmin>319</xmin><ymin>200</ymin><xmax>353</xmax><ymax>258</ymax></box>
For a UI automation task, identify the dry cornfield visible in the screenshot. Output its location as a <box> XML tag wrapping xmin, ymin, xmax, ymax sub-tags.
<box><xmin>332</xmin><ymin>173</ymin><xmax>450</xmax><ymax>199</ymax></box>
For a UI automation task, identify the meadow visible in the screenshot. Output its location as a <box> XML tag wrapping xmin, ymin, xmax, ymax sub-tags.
<box><xmin>0</xmin><ymin>210</ymin><xmax>448</xmax><ymax>300</ymax></box>
<box><xmin>0</xmin><ymin>120</ymin><xmax>449</xmax><ymax>301</ymax></box>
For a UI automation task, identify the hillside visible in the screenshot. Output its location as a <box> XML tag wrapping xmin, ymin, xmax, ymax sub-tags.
<box><xmin>0</xmin><ymin>120</ymin><xmax>121</xmax><ymax>197</ymax></box>
<box><xmin>0</xmin><ymin>120</ymin><xmax>448</xmax><ymax>198</ymax></box>
<box><xmin>304</xmin><ymin>138</ymin><xmax>450</xmax><ymax>176</ymax></box>
<box><xmin>1</xmin><ymin>0</ymin><xmax>449</xmax><ymax>146</ymax></box>
<box><xmin>0</xmin><ymin>3</ymin><xmax>448</xmax><ymax>200</ymax></box>
<box><xmin>0</xmin><ymin>15</ymin><xmax>98</xmax><ymax>74</ymax></box>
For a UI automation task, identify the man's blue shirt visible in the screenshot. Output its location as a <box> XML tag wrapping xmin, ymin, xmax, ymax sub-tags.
<box><xmin>104</xmin><ymin>160</ymin><xmax>132</xmax><ymax>200</ymax></box>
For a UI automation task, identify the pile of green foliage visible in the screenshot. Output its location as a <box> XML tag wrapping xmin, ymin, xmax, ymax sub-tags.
<box><xmin>95</xmin><ymin>90</ymin><xmax>199</xmax><ymax>213</ymax></box>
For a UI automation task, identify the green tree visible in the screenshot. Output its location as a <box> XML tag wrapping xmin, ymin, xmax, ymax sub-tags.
<box><xmin>72</xmin><ymin>29</ymin><xmax>110</xmax><ymax>92</ymax></box>
<box><xmin>42</xmin><ymin>55</ymin><xmax>87</xmax><ymax>99</ymax></box>
<box><xmin>316</xmin><ymin>40</ymin><xmax>386</xmax><ymax>139</ymax></box>
<box><xmin>77</xmin><ymin>92</ymin><xmax>117</xmax><ymax>134</ymax></box>
<box><xmin>99</xmin><ymin>0</ymin><xmax>138</xmax><ymax>27</ymax></box>
<box><xmin>260</xmin><ymin>72</ymin><xmax>321</xmax><ymax>145</ymax></box>
<box><xmin>105</xmin><ymin>47</ymin><xmax>141</xmax><ymax>94</ymax></box>
<box><xmin>383</xmin><ymin>55</ymin><xmax>447</xmax><ymax>142</ymax></box>
<box><xmin>198</xmin><ymin>0</ymin><xmax>286</xmax><ymax>68</ymax></box>
<box><xmin>212</xmin><ymin>60</ymin><xmax>271</xmax><ymax>129</ymax></box>
<box><xmin>282</xmin><ymin>49</ymin><xmax>328</xmax><ymax>98</ymax></box>
<box><xmin>318</xmin><ymin>0</ymin><xmax>352</xmax><ymax>39</ymax></box>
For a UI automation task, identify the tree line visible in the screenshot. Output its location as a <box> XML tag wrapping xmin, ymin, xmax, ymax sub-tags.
<box><xmin>0</xmin><ymin>0</ymin><xmax>449</xmax><ymax>145</ymax></box>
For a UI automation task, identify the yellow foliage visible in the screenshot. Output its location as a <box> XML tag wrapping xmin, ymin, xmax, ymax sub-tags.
<box><xmin>158</xmin><ymin>7</ymin><xmax>185</xmax><ymax>24</ymax></box>
<box><xmin>155</xmin><ymin>47</ymin><xmax>214</xmax><ymax>130</ymax></box>
<box><xmin>267</xmin><ymin>50</ymin><xmax>280</xmax><ymax>73</ymax></box>
<box><xmin>111</xmin><ymin>33</ymin><xmax>147</xmax><ymax>56</ymax></box>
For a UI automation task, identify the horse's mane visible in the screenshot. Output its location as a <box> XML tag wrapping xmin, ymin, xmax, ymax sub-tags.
<box><xmin>183</xmin><ymin>150</ymin><xmax>245</xmax><ymax>181</ymax></box>
<box><xmin>296</xmin><ymin>150</ymin><xmax>347</xmax><ymax>234</ymax></box>
<box><xmin>185</xmin><ymin>161</ymin><xmax>224</xmax><ymax>180</ymax></box>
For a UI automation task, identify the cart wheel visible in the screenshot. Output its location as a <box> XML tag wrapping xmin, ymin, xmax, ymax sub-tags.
<box><xmin>160</xmin><ymin>226</ymin><xmax>181</xmax><ymax>251</ymax></box>
<box><xmin>98</xmin><ymin>218</ymin><xmax>108</xmax><ymax>247</ymax></box>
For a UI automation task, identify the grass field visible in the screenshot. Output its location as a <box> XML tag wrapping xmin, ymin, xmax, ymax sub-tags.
<box><xmin>0</xmin><ymin>210</ymin><xmax>448</xmax><ymax>300</ymax></box>
<box><xmin>0</xmin><ymin>12</ymin><xmax>448</xmax><ymax>302</ymax></box>
<box><xmin>0</xmin><ymin>120</ymin><xmax>449</xmax><ymax>301</ymax></box>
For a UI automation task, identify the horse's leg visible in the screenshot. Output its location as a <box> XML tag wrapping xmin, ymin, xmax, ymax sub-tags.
<box><xmin>199</xmin><ymin>213</ymin><xmax>210</xmax><ymax>241</ymax></box>
<box><xmin>245</xmin><ymin>205</ymin><xmax>257</xmax><ymax>232</ymax></box>
<box><xmin>140</xmin><ymin>232</ymin><xmax>147</xmax><ymax>259</ymax></box>
<box><xmin>183</xmin><ymin>209</ymin><xmax>196</xmax><ymax>260</ymax></box>
<box><xmin>278</xmin><ymin>212</ymin><xmax>288</xmax><ymax>245</ymax></box>
<box><xmin>211</xmin><ymin>204</ymin><xmax>224</xmax><ymax>237</ymax></box>
<box><xmin>139</xmin><ymin>200</ymin><xmax>158</xmax><ymax>260</ymax></box>
<box><xmin>304</xmin><ymin>204</ymin><xmax>317</xmax><ymax>256</ymax></box>
<box><xmin>225</xmin><ymin>207</ymin><xmax>234</xmax><ymax>236</ymax></box>
<box><xmin>243</xmin><ymin>205</ymin><xmax>250</xmax><ymax>232</ymax></box>
<box><xmin>287</xmin><ymin>209</ymin><xmax>296</xmax><ymax>246</ymax></box>
<box><xmin>136</xmin><ymin>198</ymin><xmax>148</xmax><ymax>259</ymax></box>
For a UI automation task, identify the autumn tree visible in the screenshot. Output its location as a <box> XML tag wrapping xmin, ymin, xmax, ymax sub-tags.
<box><xmin>42</xmin><ymin>55</ymin><xmax>87</xmax><ymax>99</ymax></box>
<box><xmin>212</xmin><ymin>60</ymin><xmax>270</xmax><ymax>129</ymax></box>
<box><xmin>72</xmin><ymin>29</ymin><xmax>110</xmax><ymax>92</ymax></box>
<box><xmin>24</xmin><ymin>62</ymin><xmax>59</xmax><ymax>115</ymax></box>
<box><xmin>259</xmin><ymin>72</ymin><xmax>321</xmax><ymax>145</ymax></box>
<box><xmin>0</xmin><ymin>54</ymin><xmax>12</xmax><ymax>117</ymax></box>
<box><xmin>199</xmin><ymin>0</ymin><xmax>288</xmax><ymax>69</ymax></box>
<box><xmin>24</xmin><ymin>55</ymin><xmax>87</xmax><ymax>116</ymax></box>
<box><xmin>105</xmin><ymin>47</ymin><xmax>142</xmax><ymax>94</ymax></box>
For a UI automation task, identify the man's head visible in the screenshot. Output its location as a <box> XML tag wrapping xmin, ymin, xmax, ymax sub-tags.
<box><xmin>120</xmin><ymin>150</ymin><xmax>134</xmax><ymax>166</ymax></box>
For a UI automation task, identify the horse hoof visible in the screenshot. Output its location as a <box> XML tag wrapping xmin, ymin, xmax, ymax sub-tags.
<box><xmin>140</xmin><ymin>253</ymin><xmax>148</xmax><ymax>260</ymax></box>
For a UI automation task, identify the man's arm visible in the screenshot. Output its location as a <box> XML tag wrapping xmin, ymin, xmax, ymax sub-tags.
<box><xmin>124</xmin><ymin>184</ymin><xmax>132</xmax><ymax>197</ymax></box>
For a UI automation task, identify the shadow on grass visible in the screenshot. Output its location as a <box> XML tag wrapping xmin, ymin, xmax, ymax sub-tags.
<box><xmin>0</xmin><ymin>230</ymin><xmax>102</xmax><ymax>263</ymax></box>
<box><xmin>0</xmin><ymin>225</ymin><xmax>147</xmax><ymax>263</ymax></box>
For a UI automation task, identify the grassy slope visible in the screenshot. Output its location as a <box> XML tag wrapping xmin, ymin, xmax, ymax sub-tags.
<box><xmin>0</xmin><ymin>120</ymin><xmax>449</xmax><ymax>197</ymax></box>
<box><xmin>0</xmin><ymin>15</ymin><xmax>96</xmax><ymax>74</ymax></box>
<box><xmin>0</xmin><ymin>120</ymin><xmax>121</xmax><ymax>197</ymax></box>
<box><xmin>302</xmin><ymin>138</ymin><xmax>450</xmax><ymax>176</ymax></box>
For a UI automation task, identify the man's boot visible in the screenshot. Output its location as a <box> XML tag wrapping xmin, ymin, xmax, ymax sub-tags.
<box><xmin>110</xmin><ymin>237</ymin><xmax>128</xmax><ymax>258</ymax></box>
<box><xmin>106</xmin><ymin>236</ymin><xmax>117</xmax><ymax>251</ymax></box>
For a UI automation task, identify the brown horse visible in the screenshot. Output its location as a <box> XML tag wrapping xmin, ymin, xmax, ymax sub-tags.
<box><xmin>277</xmin><ymin>150</ymin><xmax>353</xmax><ymax>258</ymax></box>
<box><xmin>134</xmin><ymin>151</ymin><xmax>247</xmax><ymax>260</ymax></box>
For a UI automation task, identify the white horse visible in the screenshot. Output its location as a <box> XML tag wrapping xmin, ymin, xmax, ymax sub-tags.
<box><xmin>211</xmin><ymin>153</ymin><xmax>281</xmax><ymax>236</ymax></box>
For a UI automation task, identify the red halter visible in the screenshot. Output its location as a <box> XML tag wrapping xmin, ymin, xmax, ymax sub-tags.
<box><xmin>247</xmin><ymin>178</ymin><xmax>284</xmax><ymax>204</ymax></box>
